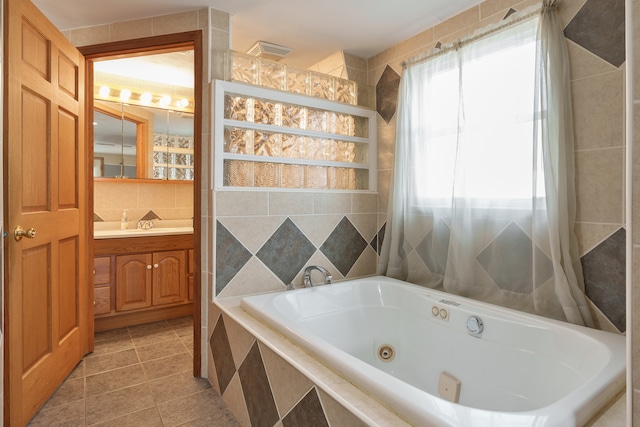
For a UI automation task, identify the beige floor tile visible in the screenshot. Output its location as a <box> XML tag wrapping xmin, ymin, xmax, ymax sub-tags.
<box><xmin>172</xmin><ymin>323</ymin><xmax>194</xmax><ymax>337</ymax></box>
<box><xmin>27</xmin><ymin>317</ymin><xmax>239</xmax><ymax>427</ymax></box>
<box><xmin>180</xmin><ymin>334</ymin><xmax>194</xmax><ymax>354</ymax></box>
<box><xmin>142</xmin><ymin>353</ymin><xmax>193</xmax><ymax>381</ymax></box>
<box><xmin>86</xmin><ymin>364</ymin><xmax>146</xmax><ymax>397</ymax></box>
<box><xmin>136</xmin><ymin>338</ymin><xmax>189</xmax><ymax>362</ymax></box>
<box><xmin>168</xmin><ymin>316</ymin><xmax>193</xmax><ymax>327</ymax></box>
<box><xmin>131</xmin><ymin>329</ymin><xmax>179</xmax><ymax>348</ymax></box>
<box><xmin>94</xmin><ymin>327</ymin><xmax>130</xmax><ymax>343</ymax></box>
<box><xmin>128</xmin><ymin>320</ymin><xmax>172</xmax><ymax>337</ymax></box>
<box><xmin>28</xmin><ymin>399</ymin><xmax>85</xmax><ymax>427</ymax></box>
<box><xmin>91</xmin><ymin>407</ymin><xmax>164</xmax><ymax>427</ymax></box>
<box><xmin>67</xmin><ymin>360</ymin><xmax>85</xmax><ymax>380</ymax></box>
<box><xmin>158</xmin><ymin>389</ymin><xmax>239</xmax><ymax>427</ymax></box>
<box><xmin>147</xmin><ymin>370</ymin><xmax>211</xmax><ymax>404</ymax></box>
<box><xmin>44</xmin><ymin>377</ymin><xmax>85</xmax><ymax>409</ymax></box>
<box><xmin>85</xmin><ymin>383</ymin><xmax>155</xmax><ymax>425</ymax></box>
<box><xmin>85</xmin><ymin>349</ymin><xmax>140</xmax><ymax>376</ymax></box>
<box><xmin>87</xmin><ymin>335</ymin><xmax>134</xmax><ymax>358</ymax></box>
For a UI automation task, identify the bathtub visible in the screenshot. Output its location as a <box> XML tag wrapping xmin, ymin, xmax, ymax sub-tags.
<box><xmin>240</xmin><ymin>276</ymin><xmax>625</xmax><ymax>427</ymax></box>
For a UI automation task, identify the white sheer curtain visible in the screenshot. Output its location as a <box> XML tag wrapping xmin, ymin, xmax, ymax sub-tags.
<box><xmin>378</xmin><ymin>1</ymin><xmax>594</xmax><ymax>326</ymax></box>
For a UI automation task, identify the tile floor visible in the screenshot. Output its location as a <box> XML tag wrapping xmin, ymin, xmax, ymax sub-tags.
<box><xmin>27</xmin><ymin>317</ymin><xmax>240</xmax><ymax>427</ymax></box>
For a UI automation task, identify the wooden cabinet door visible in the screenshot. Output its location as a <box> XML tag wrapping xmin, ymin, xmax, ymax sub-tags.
<box><xmin>152</xmin><ymin>250</ymin><xmax>187</xmax><ymax>306</ymax></box>
<box><xmin>116</xmin><ymin>254</ymin><xmax>152</xmax><ymax>311</ymax></box>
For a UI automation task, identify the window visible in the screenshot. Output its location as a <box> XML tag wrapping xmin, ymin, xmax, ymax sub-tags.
<box><xmin>409</xmin><ymin>17</ymin><xmax>543</xmax><ymax>210</ymax></box>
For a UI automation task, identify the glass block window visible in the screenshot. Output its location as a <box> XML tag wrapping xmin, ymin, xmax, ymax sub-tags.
<box><xmin>152</xmin><ymin>134</ymin><xmax>195</xmax><ymax>180</ymax></box>
<box><xmin>225</xmin><ymin>51</ymin><xmax>374</xmax><ymax>109</ymax></box>
<box><xmin>215</xmin><ymin>80</ymin><xmax>377</xmax><ymax>191</ymax></box>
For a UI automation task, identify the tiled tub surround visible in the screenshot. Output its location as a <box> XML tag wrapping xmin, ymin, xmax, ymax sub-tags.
<box><xmin>208</xmin><ymin>298</ymin><xmax>410</xmax><ymax>427</ymax></box>
<box><xmin>214</xmin><ymin>191</ymin><xmax>380</xmax><ymax>298</ymax></box>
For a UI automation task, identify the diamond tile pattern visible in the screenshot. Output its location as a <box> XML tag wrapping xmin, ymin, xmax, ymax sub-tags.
<box><xmin>282</xmin><ymin>389</ymin><xmax>329</xmax><ymax>427</ymax></box>
<box><xmin>140</xmin><ymin>210</ymin><xmax>161</xmax><ymax>220</ymax></box>
<box><xmin>210</xmin><ymin>316</ymin><xmax>235</xmax><ymax>395</ymax></box>
<box><xmin>209</xmin><ymin>312</ymin><xmax>358</xmax><ymax>426</ymax></box>
<box><xmin>320</xmin><ymin>217</ymin><xmax>368</xmax><ymax>276</ymax></box>
<box><xmin>256</xmin><ymin>218</ymin><xmax>316</xmax><ymax>284</ymax></box>
<box><xmin>370</xmin><ymin>223</ymin><xmax>386</xmax><ymax>255</ymax></box>
<box><xmin>216</xmin><ymin>221</ymin><xmax>253</xmax><ymax>295</ymax></box>
<box><xmin>564</xmin><ymin>0</ymin><xmax>625</xmax><ymax>67</ymax></box>
<box><xmin>416</xmin><ymin>220</ymin><xmax>451</xmax><ymax>276</ymax></box>
<box><xmin>504</xmin><ymin>8</ymin><xmax>517</xmax><ymax>19</ymax></box>
<box><xmin>581</xmin><ymin>227</ymin><xmax>626</xmax><ymax>332</ymax></box>
<box><xmin>476</xmin><ymin>222</ymin><xmax>554</xmax><ymax>294</ymax></box>
<box><xmin>376</xmin><ymin>65</ymin><xmax>401</xmax><ymax>123</ymax></box>
<box><xmin>238</xmin><ymin>342</ymin><xmax>279</xmax><ymax>427</ymax></box>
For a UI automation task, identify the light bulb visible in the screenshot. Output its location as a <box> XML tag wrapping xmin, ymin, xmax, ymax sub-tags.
<box><xmin>159</xmin><ymin>95</ymin><xmax>171</xmax><ymax>107</ymax></box>
<box><xmin>98</xmin><ymin>85</ymin><xmax>110</xmax><ymax>98</ymax></box>
<box><xmin>120</xmin><ymin>88</ymin><xmax>132</xmax><ymax>102</ymax></box>
<box><xmin>178</xmin><ymin>98</ymin><xmax>189</xmax><ymax>108</ymax></box>
<box><xmin>140</xmin><ymin>92</ymin><xmax>153</xmax><ymax>104</ymax></box>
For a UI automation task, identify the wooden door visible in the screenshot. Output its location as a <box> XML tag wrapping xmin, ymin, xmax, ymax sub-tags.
<box><xmin>152</xmin><ymin>250</ymin><xmax>186</xmax><ymax>305</ymax></box>
<box><xmin>115</xmin><ymin>254</ymin><xmax>152</xmax><ymax>311</ymax></box>
<box><xmin>4</xmin><ymin>0</ymin><xmax>89</xmax><ymax>424</ymax></box>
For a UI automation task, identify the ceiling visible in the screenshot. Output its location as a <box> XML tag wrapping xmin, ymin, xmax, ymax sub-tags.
<box><xmin>32</xmin><ymin>0</ymin><xmax>482</xmax><ymax>69</ymax></box>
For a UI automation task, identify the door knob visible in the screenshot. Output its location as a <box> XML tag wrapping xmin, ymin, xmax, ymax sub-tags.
<box><xmin>14</xmin><ymin>226</ymin><xmax>36</xmax><ymax>241</ymax></box>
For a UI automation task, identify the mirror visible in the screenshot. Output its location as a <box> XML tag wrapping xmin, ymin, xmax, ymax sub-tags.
<box><xmin>92</xmin><ymin>49</ymin><xmax>195</xmax><ymax>180</ymax></box>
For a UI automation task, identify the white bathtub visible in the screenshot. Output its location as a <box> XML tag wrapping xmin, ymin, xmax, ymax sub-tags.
<box><xmin>240</xmin><ymin>276</ymin><xmax>625</xmax><ymax>427</ymax></box>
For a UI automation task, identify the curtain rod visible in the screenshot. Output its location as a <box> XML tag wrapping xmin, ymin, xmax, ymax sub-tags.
<box><xmin>402</xmin><ymin>2</ymin><xmax>546</xmax><ymax>69</ymax></box>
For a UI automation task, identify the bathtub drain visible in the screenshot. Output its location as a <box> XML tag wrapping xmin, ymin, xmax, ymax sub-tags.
<box><xmin>377</xmin><ymin>344</ymin><xmax>395</xmax><ymax>362</ymax></box>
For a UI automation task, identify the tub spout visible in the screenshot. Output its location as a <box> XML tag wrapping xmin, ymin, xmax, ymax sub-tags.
<box><xmin>303</xmin><ymin>265</ymin><xmax>332</xmax><ymax>287</ymax></box>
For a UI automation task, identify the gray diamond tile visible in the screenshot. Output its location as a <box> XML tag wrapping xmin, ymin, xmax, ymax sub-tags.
<box><xmin>476</xmin><ymin>222</ymin><xmax>553</xmax><ymax>294</ymax></box>
<box><xmin>210</xmin><ymin>316</ymin><xmax>236</xmax><ymax>395</ymax></box>
<box><xmin>320</xmin><ymin>217</ymin><xmax>367</xmax><ymax>276</ymax></box>
<box><xmin>564</xmin><ymin>0</ymin><xmax>625</xmax><ymax>67</ymax></box>
<box><xmin>256</xmin><ymin>218</ymin><xmax>316</xmax><ymax>284</ymax></box>
<box><xmin>282</xmin><ymin>388</ymin><xmax>329</xmax><ymax>427</ymax></box>
<box><xmin>581</xmin><ymin>228</ymin><xmax>625</xmax><ymax>332</ymax></box>
<box><xmin>376</xmin><ymin>65</ymin><xmax>400</xmax><ymax>123</ymax></box>
<box><xmin>416</xmin><ymin>220</ymin><xmax>450</xmax><ymax>276</ymax></box>
<box><xmin>370</xmin><ymin>223</ymin><xmax>386</xmax><ymax>255</ymax></box>
<box><xmin>238</xmin><ymin>342</ymin><xmax>279</xmax><ymax>427</ymax></box>
<box><xmin>216</xmin><ymin>221</ymin><xmax>253</xmax><ymax>295</ymax></box>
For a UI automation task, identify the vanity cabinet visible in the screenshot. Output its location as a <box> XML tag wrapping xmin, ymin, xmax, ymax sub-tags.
<box><xmin>93</xmin><ymin>233</ymin><xmax>193</xmax><ymax>331</ymax></box>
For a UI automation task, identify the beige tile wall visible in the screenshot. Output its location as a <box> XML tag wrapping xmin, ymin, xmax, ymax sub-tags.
<box><xmin>93</xmin><ymin>181</ymin><xmax>194</xmax><ymax>222</ymax></box>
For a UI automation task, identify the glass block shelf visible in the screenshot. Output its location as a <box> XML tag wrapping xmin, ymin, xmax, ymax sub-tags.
<box><xmin>224</xmin><ymin>50</ymin><xmax>375</xmax><ymax>109</ymax></box>
<box><xmin>215</xmin><ymin>80</ymin><xmax>377</xmax><ymax>191</ymax></box>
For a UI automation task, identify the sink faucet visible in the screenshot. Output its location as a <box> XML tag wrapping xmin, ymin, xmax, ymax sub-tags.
<box><xmin>137</xmin><ymin>219</ymin><xmax>154</xmax><ymax>230</ymax></box>
<box><xmin>303</xmin><ymin>265</ymin><xmax>332</xmax><ymax>287</ymax></box>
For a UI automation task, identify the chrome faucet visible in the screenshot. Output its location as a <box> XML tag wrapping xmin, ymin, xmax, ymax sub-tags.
<box><xmin>303</xmin><ymin>265</ymin><xmax>332</xmax><ymax>287</ymax></box>
<box><xmin>137</xmin><ymin>219</ymin><xmax>154</xmax><ymax>230</ymax></box>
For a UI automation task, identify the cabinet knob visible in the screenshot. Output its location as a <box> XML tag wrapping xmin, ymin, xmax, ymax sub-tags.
<box><xmin>147</xmin><ymin>265</ymin><xmax>152</xmax><ymax>270</ymax></box>
<box><xmin>154</xmin><ymin>264</ymin><xmax>159</xmax><ymax>269</ymax></box>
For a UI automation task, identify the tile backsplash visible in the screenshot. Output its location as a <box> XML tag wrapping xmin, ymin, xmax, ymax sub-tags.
<box><xmin>94</xmin><ymin>180</ymin><xmax>194</xmax><ymax>222</ymax></box>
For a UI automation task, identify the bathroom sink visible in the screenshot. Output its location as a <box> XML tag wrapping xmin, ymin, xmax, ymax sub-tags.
<box><xmin>94</xmin><ymin>226</ymin><xmax>193</xmax><ymax>239</ymax></box>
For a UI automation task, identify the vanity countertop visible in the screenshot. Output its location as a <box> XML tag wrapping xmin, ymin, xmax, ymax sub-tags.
<box><xmin>94</xmin><ymin>219</ymin><xmax>193</xmax><ymax>239</ymax></box>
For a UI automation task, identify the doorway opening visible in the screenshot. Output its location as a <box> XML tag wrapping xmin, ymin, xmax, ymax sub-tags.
<box><xmin>80</xmin><ymin>31</ymin><xmax>203</xmax><ymax>376</ymax></box>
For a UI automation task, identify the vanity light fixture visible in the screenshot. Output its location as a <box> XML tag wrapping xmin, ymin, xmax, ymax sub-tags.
<box><xmin>94</xmin><ymin>83</ymin><xmax>194</xmax><ymax>113</ymax></box>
